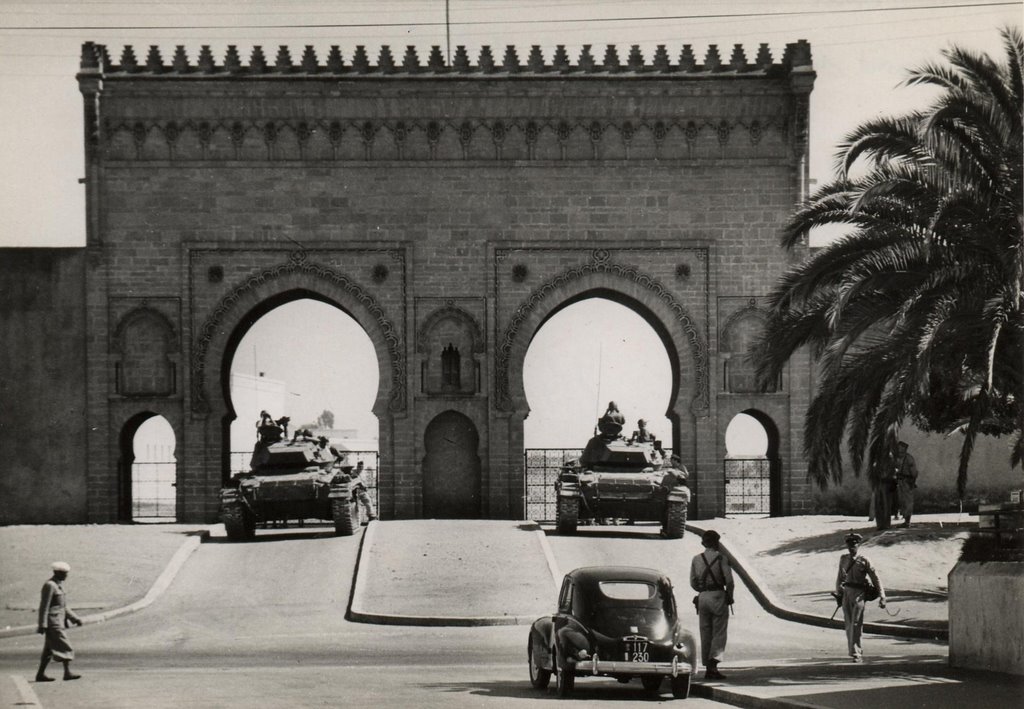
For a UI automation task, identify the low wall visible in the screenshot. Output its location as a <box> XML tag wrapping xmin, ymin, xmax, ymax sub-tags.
<box><xmin>948</xmin><ymin>561</ymin><xmax>1024</xmax><ymax>675</ymax></box>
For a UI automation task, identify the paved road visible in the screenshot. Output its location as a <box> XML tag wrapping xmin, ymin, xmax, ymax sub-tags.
<box><xmin>0</xmin><ymin>522</ymin><xmax>946</xmax><ymax>708</ymax></box>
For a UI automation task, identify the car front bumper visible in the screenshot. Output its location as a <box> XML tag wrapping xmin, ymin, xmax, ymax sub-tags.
<box><xmin>574</xmin><ymin>655</ymin><xmax>691</xmax><ymax>677</ymax></box>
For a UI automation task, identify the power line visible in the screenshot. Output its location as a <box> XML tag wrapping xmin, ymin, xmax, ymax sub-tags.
<box><xmin>0</xmin><ymin>1</ymin><xmax>1018</xmax><ymax>31</ymax></box>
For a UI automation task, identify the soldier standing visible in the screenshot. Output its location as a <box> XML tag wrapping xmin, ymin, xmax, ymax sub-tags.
<box><xmin>689</xmin><ymin>530</ymin><xmax>735</xmax><ymax>680</ymax></box>
<box><xmin>873</xmin><ymin>449</ymin><xmax>897</xmax><ymax>530</ymax></box>
<box><xmin>352</xmin><ymin>460</ymin><xmax>378</xmax><ymax>525</ymax></box>
<box><xmin>834</xmin><ymin>533</ymin><xmax>887</xmax><ymax>663</ymax></box>
<box><xmin>894</xmin><ymin>441</ymin><xmax>919</xmax><ymax>527</ymax></box>
<box><xmin>36</xmin><ymin>561</ymin><xmax>83</xmax><ymax>682</ymax></box>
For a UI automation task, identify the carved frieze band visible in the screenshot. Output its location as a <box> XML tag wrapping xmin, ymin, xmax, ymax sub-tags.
<box><xmin>190</xmin><ymin>252</ymin><xmax>405</xmax><ymax>413</ymax></box>
<box><xmin>101</xmin><ymin>116</ymin><xmax>790</xmax><ymax>162</ymax></box>
<box><xmin>495</xmin><ymin>248</ymin><xmax>709</xmax><ymax>415</ymax></box>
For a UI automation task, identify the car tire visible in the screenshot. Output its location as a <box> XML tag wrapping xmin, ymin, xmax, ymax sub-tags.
<box><xmin>223</xmin><ymin>503</ymin><xmax>250</xmax><ymax>542</ymax></box>
<box><xmin>528</xmin><ymin>639</ymin><xmax>551</xmax><ymax>689</ymax></box>
<box><xmin>332</xmin><ymin>497</ymin><xmax>358</xmax><ymax>536</ymax></box>
<box><xmin>670</xmin><ymin>673</ymin><xmax>690</xmax><ymax>699</ymax></box>
<box><xmin>641</xmin><ymin>675</ymin><xmax>662</xmax><ymax>692</ymax></box>
<box><xmin>556</xmin><ymin>497</ymin><xmax>579</xmax><ymax>535</ymax></box>
<box><xmin>664</xmin><ymin>500</ymin><xmax>686</xmax><ymax>539</ymax></box>
<box><xmin>555</xmin><ymin>649</ymin><xmax>574</xmax><ymax>698</ymax></box>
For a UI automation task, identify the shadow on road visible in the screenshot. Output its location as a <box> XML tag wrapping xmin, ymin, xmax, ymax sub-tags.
<box><xmin>763</xmin><ymin>523</ymin><xmax>966</xmax><ymax>556</ymax></box>
<box><xmin>205</xmin><ymin>525</ymin><xmax>346</xmax><ymax>544</ymax></box>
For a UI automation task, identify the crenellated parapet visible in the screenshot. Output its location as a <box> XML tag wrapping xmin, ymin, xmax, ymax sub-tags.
<box><xmin>78</xmin><ymin>41</ymin><xmax>812</xmax><ymax>78</ymax></box>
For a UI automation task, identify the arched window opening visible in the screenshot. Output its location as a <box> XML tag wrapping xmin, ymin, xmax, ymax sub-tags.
<box><xmin>441</xmin><ymin>343</ymin><xmax>461</xmax><ymax>388</ymax></box>
<box><xmin>130</xmin><ymin>415</ymin><xmax>177</xmax><ymax>521</ymax></box>
<box><xmin>523</xmin><ymin>296</ymin><xmax>673</xmax><ymax>521</ymax></box>
<box><xmin>723</xmin><ymin>411</ymin><xmax>782</xmax><ymax>517</ymax></box>
<box><xmin>226</xmin><ymin>298</ymin><xmax>380</xmax><ymax>486</ymax></box>
<box><xmin>725</xmin><ymin>413</ymin><xmax>769</xmax><ymax>458</ymax></box>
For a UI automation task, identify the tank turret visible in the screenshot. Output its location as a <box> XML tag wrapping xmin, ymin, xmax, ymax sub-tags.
<box><xmin>218</xmin><ymin>411</ymin><xmax>361</xmax><ymax>541</ymax></box>
<box><xmin>556</xmin><ymin>406</ymin><xmax>690</xmax><ymax>538</ymax></box>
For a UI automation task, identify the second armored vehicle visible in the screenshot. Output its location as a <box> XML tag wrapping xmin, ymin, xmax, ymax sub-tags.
<box><xmin>219</xmin><ymin>412</ymin><xmax>361</xmax><ymax>541</ymax></box>
<box><xmin>556</xmin><ymin>409</ymin><xmax>690</xmax><ymax>538</ymax></box>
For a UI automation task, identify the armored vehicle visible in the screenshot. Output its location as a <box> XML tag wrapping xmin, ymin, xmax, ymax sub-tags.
<box><xmin>219</xmin><ymin>412</ymin><xmax>360</xmax><ymax>541</ymax></box>
<box><xmin>556</xmin><ymin>412</ymin><xmax>690</xmax><ymax>538</ymax></box>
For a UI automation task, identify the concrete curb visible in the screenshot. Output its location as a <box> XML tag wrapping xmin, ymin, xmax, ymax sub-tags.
<box><xmin>0</xmin><ymin>529</ymin><xmax>210</xmax><ymax>640</ymax></box>
<box><xmin>346</xmin><ymin>520</ymin><xmax>548</xmax><ymax>627</ymax></box>
<box><xmin>686</xmin><ymin>522</ymin><xmax>948</xmax><ymax>642</ymax></box>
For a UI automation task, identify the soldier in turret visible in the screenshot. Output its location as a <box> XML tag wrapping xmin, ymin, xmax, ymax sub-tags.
<box><xmin>597</xmin><ymin>401</ymin><xmax>625</xmax><ymax>438</ymax></box>
<box><xmin>631</xmin><ymin>418</ymin><xmax>655</xmax><ymax>443</ymax></box>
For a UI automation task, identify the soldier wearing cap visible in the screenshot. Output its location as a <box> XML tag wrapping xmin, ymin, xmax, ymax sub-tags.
<box><xmin>689</xmin><ymin>529</ymin><xmax>735</xmax><ymax>680</ymax></box>
<box><xmin>36</xmin><ymin>561</ymin><xmax>83</xmax><ymax>682</ymax></box>
<box><xmin>834</xmin><ymin>533</ymin><xmax>886</xmax><ymax>662</ymax></box>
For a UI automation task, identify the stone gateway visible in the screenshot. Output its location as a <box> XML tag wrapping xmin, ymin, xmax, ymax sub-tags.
<box><xmin>0</xmin><ymin>40</ymin><xmax>815</xmax><ymax>523</ymax></box>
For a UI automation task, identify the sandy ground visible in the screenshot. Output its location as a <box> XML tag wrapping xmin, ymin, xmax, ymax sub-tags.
<box><xmin>0</xmin><ymin>514</ymin><xmax>973</xmax><ymax>632</ymax></box>
<box><xmin>0</xmin><ymin>525</ymin><xmax>207</xmax><ymax>631</ymax></box>
<box><xmin>702</xmin><ymin>513</ymin><xmax>974</xmax><ymax>629</ymax></box>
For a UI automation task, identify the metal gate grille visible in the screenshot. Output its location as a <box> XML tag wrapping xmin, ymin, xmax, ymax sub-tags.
<box><xmin>524</xmin><ymin>448</ymin><xmax>581</xmax><ymax>522</ymax></box>
<box><xmin>524</xmin><ymin>447</ymin><xmax>673</xmax><ymax>522</ymax></box>
<box><xmin>131</xmin><ymin>461</ymin><xmax>176</xmax><ymax>519</ymax></box>
<box><xmin>724</xmin><ymin>458</ymin><xmax>771</xmax><ymax>515</ymax></box>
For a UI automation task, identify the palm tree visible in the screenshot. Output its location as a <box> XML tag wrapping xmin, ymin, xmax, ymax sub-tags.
<box><xmin>754</xmin><ymin>27</ymin><xmax>1023</xmax><ymax>500</ymax></box>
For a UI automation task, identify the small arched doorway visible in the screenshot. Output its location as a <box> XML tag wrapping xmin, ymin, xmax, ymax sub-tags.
<box><xmin>118</xmin><ymin>413</ymin><xmax>177</xmax><ymax>522</ymax></box>
<box><xmin>422</xmin><ymin>411</ymin><xmax>481</xmax><ymax>518</ymax></box>
<box><xmin>724</xmin><ymin>409</ymin><xmax>782</xmax><ymax>516</ymax></box>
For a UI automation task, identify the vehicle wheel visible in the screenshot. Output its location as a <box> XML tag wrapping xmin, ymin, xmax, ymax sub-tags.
<box><xmin>670</xmin><ymin>674</ymin><xmax>690</xmax><ymax>699</ymax></box>
<box><xmin>332</xmin><ymin>497</ymin><xmax>358</xmax><ymax>536</ymax></box>
<box><xmin>528</xmin><ymin>639</ymin><xmax>551</xmax><ymax>689</ymax></box>
<box><xmin>222</xmin><ymin>503</ymin><xmax>249</xmax><ymax>542</ymax></box>
<box><xmin>664</xmin><ymin>500</ymin><xmax>686</xmax><ymax>539</ymax></box>
<box><xmin>641</xmin><ymin>675</ymin><xmax>663</xmax><ymax>692</ymax></box>
<box><xmin>555</xmin><ymin>650</ymin><xmax>575</xmax><ymax>698</ymax></box>
<box><xmin>556</xmin><ymin>497</ymin><xmax>579</xmax><ymax>535</ymax></box>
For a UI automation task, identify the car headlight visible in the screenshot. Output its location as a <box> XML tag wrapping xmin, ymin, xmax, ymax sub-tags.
<box><xmin>577</xmin><ymin>648</ymin><xmax>590</xmax><ymax>661</ymax></box>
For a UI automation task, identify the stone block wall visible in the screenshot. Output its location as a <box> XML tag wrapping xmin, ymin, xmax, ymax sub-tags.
<box><xmin>0</xmin><ymin>40</ymin><xmax>816</xmax><ymax>523</ymax></box>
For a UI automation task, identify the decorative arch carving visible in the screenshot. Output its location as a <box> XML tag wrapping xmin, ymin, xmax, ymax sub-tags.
<box><xmin>416</xmin><ymin>304</ymin><xmax>484</xmax><ymax>354</ymax></box>
<box><xmin>719</xmin><ymin>298</ymin><xmax>767</xmax><ymax>346</ymax></box>
<box><xmin>495</xmin><ymin>249</ymin><xmax>709</xmax><ymax>414</ymax></box>
<box><xmin>113</xmin><ymin>306</ymin><xmax>178</xmax><ymax>396</ymax></box>
<box><xmin>720</xmin><ymin>299</ymin><xmax>773</xmax><ymax>393</ymax></box>
<box><xmin>417</xmin><ymin>303</ymin><xmax>483</xmax><ymax>395</ymax></box>
<box><xmin>190</xmin><ymin>251</ymin><xmax>404</xmax><ymax>413</ymax></box>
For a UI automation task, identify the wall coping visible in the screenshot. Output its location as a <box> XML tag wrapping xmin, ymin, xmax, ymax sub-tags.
<box><xmin>78</xmin><ymin>41</ymin><xmax>812</xmax><ymax>79</ymax></box>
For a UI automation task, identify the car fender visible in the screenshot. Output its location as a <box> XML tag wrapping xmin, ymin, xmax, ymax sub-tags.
<box><xmin>528</xmin><ymin>621</ymin><xmax>555</xmax><ymax>671</ymax></box>
<box><xmin>554</xmin><ymin>619</ymin><xmax>591</xmax><ymax>664</ymax></box>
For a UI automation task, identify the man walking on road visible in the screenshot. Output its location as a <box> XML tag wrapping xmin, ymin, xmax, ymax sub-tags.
<box><xmin>36</xmin><ymin>561</ymin><xmax>83</xmax><ymax>682</ymax></box>
<box><xmin>834</xmin><ymin>533</ymin><xmax>887</xmax><ymax>663</ymax></box>
<box><xmin>690</xmin><ymin>530</ymin><xmax>735</xmax><ymax>680</ymax></box>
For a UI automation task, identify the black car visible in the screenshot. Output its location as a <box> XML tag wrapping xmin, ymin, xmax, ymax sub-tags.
<box><xmin>528</xmin><ymin>566</ymin><xmax>696</xmax><ymax>699</ymax></box>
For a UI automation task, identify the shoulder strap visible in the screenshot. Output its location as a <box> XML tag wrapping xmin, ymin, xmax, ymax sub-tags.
<box><xmin>700</xmin><ymin>552</ymin><xmax>725</xmax><ymax>588</ymax></box>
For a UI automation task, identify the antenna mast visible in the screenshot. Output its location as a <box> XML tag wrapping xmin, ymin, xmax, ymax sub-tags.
<box><xmin>445</xmin><ymin>0</ymin><xmax>451</xmax><ymax>65</ymax></box>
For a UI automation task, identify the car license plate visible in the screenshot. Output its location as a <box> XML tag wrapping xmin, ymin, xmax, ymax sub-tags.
<box><xmin>624</xmin><ymin>641</ymin><xmax>649</xmax><ymax>663</ymax></box>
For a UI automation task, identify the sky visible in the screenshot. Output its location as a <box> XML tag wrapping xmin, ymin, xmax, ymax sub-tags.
<box><xmin>3</xmin><ymin>1</ymin><xmax>1019</xmax><ymax>454</ymax></box>
<box><xmin>0</xmin><ymin>0</ymin><xmax>1018</xmax><ymax>248</ymax></box>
